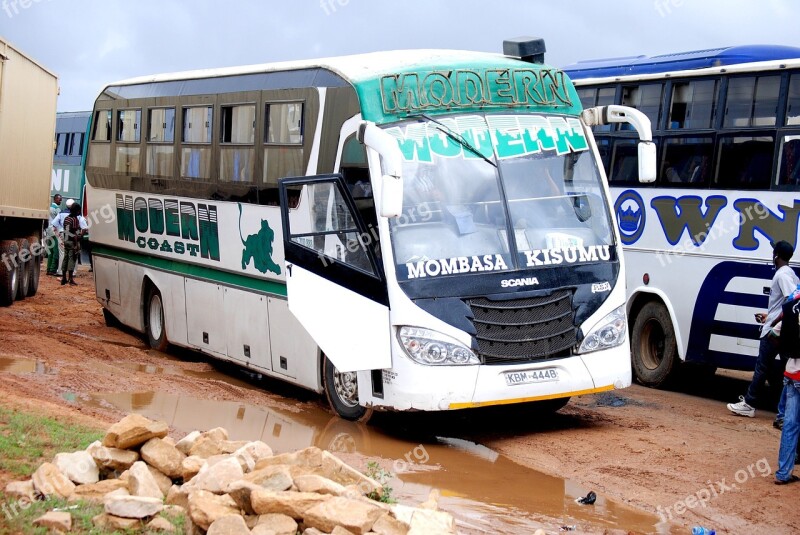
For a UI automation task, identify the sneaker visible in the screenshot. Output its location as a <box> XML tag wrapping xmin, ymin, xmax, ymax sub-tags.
<box><xmin>727</xmin><ymin>396</ymin><xmax>755</xmax><ymax>417</ymax></box>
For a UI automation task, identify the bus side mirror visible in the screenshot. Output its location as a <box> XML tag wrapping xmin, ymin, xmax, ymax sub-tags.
<box><xmin>358</xmin><ymin>122</ymin><xmax>404</xmax><ymax>218</ymax></box>
<box><xmin>582</xmin><ymin>105</ymin><xmax>657</xmax><ymax>183</ymax></box>
<box><xmin>638</xmin><ymin>142</ymin><xmax>657</xmax><ymax>183</ymax></box>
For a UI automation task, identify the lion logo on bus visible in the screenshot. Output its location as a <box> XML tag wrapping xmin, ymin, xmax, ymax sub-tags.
<box><xmin>238</xmin><ymin>204</ymin><xmax>282</xmax><ymax>276</ymax></box>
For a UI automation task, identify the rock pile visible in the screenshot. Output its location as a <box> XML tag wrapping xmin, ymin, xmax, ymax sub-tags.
<box><xmin>4</xmin><ymin>413</ymin><xmax>457</xmax><ymax>534</ymax></box>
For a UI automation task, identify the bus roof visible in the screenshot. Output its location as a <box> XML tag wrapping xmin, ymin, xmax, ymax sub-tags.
<box><xmin>562</xmin><ymin>44</ymin><xmax>800</xmax><ymax>80</ymax></box>
<box><xmin>104</xmin><ymin>50</ymin><xmax>583</xmax><ymax>124</ymax></box>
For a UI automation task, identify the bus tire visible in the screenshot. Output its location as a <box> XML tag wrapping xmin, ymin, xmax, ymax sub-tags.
<box><xmin>26</xmin><ymin>236</ymin><xmax>41</xmax><ymax>297</ymax></box>
<box><xmin>631</xmin><ymin>301</ymin><xmax>679</xmax><ymax>387</ymax></box>
<box><xmin>145</xmin><ymin>286</ymin><xmax>168</xmax><ymax>352</ymax></box>
<box><xmin>323</xmin><ymin>357</ymin><xmax>373</xmax><ymax>422</ymax></box>
<box><xmin>0</xmin><ymin>240</ymin><xmax>19</xmax><ymax>307</ymax></box>
<box><xmin>102</xmin><ymin>307</ymin><xmax>120</xmax><ymax>328</ymax></box>
<box><xmin>15</xmin><ymin>238</ymin><xmax>31</xmax><ymax>301</ymax></box>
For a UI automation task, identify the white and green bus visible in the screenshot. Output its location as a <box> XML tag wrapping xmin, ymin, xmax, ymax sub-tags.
<box><xmin>87</xmin><ymin>39</ymin><xmax>654</xmax><ymax>420</ymax></box>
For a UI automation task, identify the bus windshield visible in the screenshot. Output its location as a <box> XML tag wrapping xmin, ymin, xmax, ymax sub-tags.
<box><xmin>386</xmin><ymin>115</ymin><xmax>615</xmax><ymax>277</ymax></box>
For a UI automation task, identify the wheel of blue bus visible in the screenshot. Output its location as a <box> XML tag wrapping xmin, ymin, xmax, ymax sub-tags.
<box><xmin>145</xmin><ymin>287</ymin><xmax>169</xmax><ymax>352</ymax></box>
<box><xmin>323</xmin><ymin>357</ymin><xmax>373</xmax><ymax>422</ymax></box>
<box><xmin>631</xmin><ymin>301</ymin><xmax>678</xmax><ymax>387</ymax></box>
<box><xmin>15</xmin><ymin>238</ymin><xmax>31</xmax><ymax>301</ymax></box>
<box><xmin>0</xmin><ymin>240</ymin><xmax>19</xmax><ymax>307</ymax></box>
<box><xmin>26</xmin><ymin>235</ymin><xmax>41</xmax><ymax>297</ymax></box>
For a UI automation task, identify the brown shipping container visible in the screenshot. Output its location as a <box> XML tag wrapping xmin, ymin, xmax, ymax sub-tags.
<box><xmin>0</xmin><ymin>37</ymin><xmax>58</xmax><ymax>221</ymax></box>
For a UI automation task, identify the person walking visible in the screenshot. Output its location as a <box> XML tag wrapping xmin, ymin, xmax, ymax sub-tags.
<box><xmin>60</xmin><ymin>203</ymin><xmax>83</xmax><ymax>286</ymax></box>
<box><xmin>774</xmin><ymin>292</ymin><xmax>800</xmax><ymax>484</ymax></box>
<box><xmin>728</xmin><ymin>240</ymin><xmax>799</xmax><ymax>418</ymax></box>
<box><xmin>46</xmin><ymin>194</ymin><xmax>62</xmax><ymax>276</ymax></box>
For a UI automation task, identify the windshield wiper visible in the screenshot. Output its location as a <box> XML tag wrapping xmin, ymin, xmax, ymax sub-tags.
<box><xmin>413</xmin><ymin>113</ymin><xmax>497</xmax><ymax>168</ymax></box>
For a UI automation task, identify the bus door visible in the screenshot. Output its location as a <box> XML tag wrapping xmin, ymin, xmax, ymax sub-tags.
<box><xmin>278</xmin><ymin>173</ymin><xmax>391</xmax><ymax>373</ymax></box>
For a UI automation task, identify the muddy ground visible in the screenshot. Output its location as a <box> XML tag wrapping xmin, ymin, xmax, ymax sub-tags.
<box><xmin>0</xmin><ymin>268</ymin><xmax>797</xmax><ymax>534</ymax></box>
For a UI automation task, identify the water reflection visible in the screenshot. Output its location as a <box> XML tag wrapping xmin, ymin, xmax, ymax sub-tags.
<box><xmin>86</xmin><ymin>391</ymin><xmax>665</xmax><ymax>533</ymax></box>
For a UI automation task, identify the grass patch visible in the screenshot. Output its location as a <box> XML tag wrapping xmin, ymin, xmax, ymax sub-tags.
<box><xmin>0</xmin><ymin>406</ymin><xmax>103</xmax><ymax>478</ymax></box>
<box><xmin>365</xmin><ymin>461</ymin><xmax>396</xmax><ymax>504</ymax></box>
<box><xmin>0</xmin><ymin>495</ymin><xmax>188</xmax><ymax>534</ymax></box>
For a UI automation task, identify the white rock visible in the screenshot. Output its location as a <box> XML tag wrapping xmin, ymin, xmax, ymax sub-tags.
<box><xmin>105</xmin><ymin>495</ymin><xmax>164</xmax><ymax>519</ymax></box>
<box><xmin>186</xmin><ymin>457</ymin><xmax>243</xmax><ymax>494</ymax></box>
<box><xmin>175</xmin><ymin>431</ymin><xmax>202</xmax><ymax>455</ymax></box>
<box><xmin>129</xmin><ymin>461</ymin><xmax>165</xmax><ymax>499</ymax></box>
<box><xmin>54</xmin><ymin>450</ymin><xmax>100</xmax><ymax>485</ymax></box>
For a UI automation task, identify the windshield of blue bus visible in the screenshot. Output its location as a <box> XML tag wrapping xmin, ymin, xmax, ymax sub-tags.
<box><xmin>384</xmin><ymin>114</ymin><xmax>615</xmax><ymax>280</ymax></box>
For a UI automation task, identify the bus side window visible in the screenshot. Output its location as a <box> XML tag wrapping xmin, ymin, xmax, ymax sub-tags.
<box><xmin>609</xmin><ymin>139</ymin><xmax>640</xmax><ymax>185</ymax></box>
<box><xmin>786</xmin><ymin>74</ymin><xmax>800</xmax><ymax>126</ymax></box>
<box><xmin>660</xmin><ymin>137</ymin><xmax>713</xmax><ymax>186</ymax></box>
<box><xmin>716</xmin><ymin>135</ymin><xmax>775</xmax><ymax>189</ymax></box>
<box><xmin>340</xmin><ymin>135</ymin><xmax>380</xmax><ymax>258</ymax></box>
<box><xmin>778</xmin><ymin>136</ymin><xmax>800</xmax><ymax>186</ymax></box>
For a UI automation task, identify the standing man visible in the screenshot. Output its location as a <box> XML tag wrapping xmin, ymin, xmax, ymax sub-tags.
<box><xmin>46</xmin><ymin>194</ymin><xmax>62</xmax><ymax>276</ymax></box>
<box><xmin>60</xmin><ymin>202</ymin><xmax>83</xmax><ymax>286</ymax></box>
<box><xmin>728</xmin><ymin>240</ymin><xmax>799</xmax><ymax>417</ymax></box>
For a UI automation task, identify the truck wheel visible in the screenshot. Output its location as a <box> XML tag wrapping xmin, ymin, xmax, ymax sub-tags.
<box><xmin>15</xmin><ymin>238</ymin><xmax>31</xmax><ymax>301</ymax></box>
<box><xmin>324</xmin><ymin>357</ymin><xmax>372</xmax><ymax>422</ymax></box>
<box><xmin>0</xmin><ymin>241</ymin><xmax>19</xmax><ymax>306</ymax></box>
<box><xmin>631</xmin><ymin>301</ymin><xmax>679</xmax><ymax>387</ymax></box>
<box><xmin>26</xmin><ymin>236</ymin><xmax>41</xmax><ymax>297</ymax></box>
<box><xmin>145</xmin><ymin>286</ymin><xmax>168</xmax><ymax>352</ymax></box>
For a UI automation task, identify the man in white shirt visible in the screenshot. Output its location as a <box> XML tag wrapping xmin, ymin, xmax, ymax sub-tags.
<box><xmin>52</xmin><ymin>199</ymin><xmax>88</xmax><ymax>278</ymax></box>
<box><xmin>728</xmin><ymin>240</ymin><xmax>799</xmax><ymax>417</ymax></box>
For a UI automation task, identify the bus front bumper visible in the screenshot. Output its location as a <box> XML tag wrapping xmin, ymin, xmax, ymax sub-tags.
<box><xmin>365</xmin><ymin>342</ymin><xmax>632</xmax><ymax>411</ymax></box>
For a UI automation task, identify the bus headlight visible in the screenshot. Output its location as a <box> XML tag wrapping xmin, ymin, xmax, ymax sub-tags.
<box><xmin>578</xmin><ymin>306</ymin><xmax>627</xmax><ymax>354</ymax></box>
<box><xmin>397</xmin><ymin>326</ymin><xmax>480</xmax><ymax>366</ymax></box>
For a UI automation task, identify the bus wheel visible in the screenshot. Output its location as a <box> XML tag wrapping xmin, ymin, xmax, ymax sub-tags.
<box><xmin>631</xmin><ymin>301</ymin><xmax>678</xmax><ymax>387</ymax></box>
<box><xmin>15</xmin><ymin>239</ymin><xmax>31</xmax><ymax>301</ymax></box>
<box><xmin>145</xmin><ymin>287</ymin><xmax>168</xmax><ymax>352</ymax></box>
<box><xmin>0</xmin><ymin>240</ymin><xmax>19</xmax><ymax>307</ymax></box>
<box><xmin>26</xmin><ymin>236</ymin><xmax>41</xmax><ymax>297</ymax></box>
<box><xmin>323</xmin><ymin>357</ymin><xmax>373</xmax><ymax>422</ymax></box>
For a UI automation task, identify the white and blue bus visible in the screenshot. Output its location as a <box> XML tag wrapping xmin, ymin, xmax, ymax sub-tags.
<box><xmin>564</xmin><ymin>45</ymin><xmax>800</xmax><ymax>386</ymax></box>
<box><xmin>87</xmin><ymin>39</ymin><xmax>654</xmax><ymax>420</ymax></box>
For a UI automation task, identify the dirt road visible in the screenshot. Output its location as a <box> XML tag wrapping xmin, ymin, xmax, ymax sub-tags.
<box><xmin>0</xmin><ymin>269</ymin><xmax>797</xmax><ymax>534</ymax></box>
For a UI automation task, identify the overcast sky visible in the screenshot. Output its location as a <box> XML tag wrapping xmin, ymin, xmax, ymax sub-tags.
<box><xmin>1</xmin><ymin>0</ymin><xmax>798</xmax><ymax>112</ymax></box>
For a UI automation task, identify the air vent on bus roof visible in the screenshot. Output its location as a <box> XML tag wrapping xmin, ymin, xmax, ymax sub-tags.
<box><xmin>503</xmin><ymin>37</ymin><xmax>546</xmax><ymax>65</ymax></box>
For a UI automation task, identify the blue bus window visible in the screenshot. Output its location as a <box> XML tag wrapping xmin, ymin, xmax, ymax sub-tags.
<box><xmin>786</xmin><ymin>74</ymin><xmax>800</xmax><ymax>126</ymax></box>
<box><xmin>716</xmin><ymin>135</ymin><xmax>774</xmax><ymax>189</ymax></box>
<box><xmin>669</xmin><ymin>80</ymin><xmax>717</xmax><ymax>129</ymax></box>
<box><xmin>621</xmin><ymin>84</ymin><xmax>663</xmax><ymax>131</ymax></box>
<box><xmin>661</xmin><ymin>137</ymin><xmax>713</xmax><ymax>186</ymax></box>
<box><xmin>778</xmin><ymin>135</ymin><xmax>800</xmax><ymax>186</ymax></box>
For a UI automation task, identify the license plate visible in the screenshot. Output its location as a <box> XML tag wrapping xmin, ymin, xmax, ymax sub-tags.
<box><xmin>505</xmin><ymin>368</ymin><xmax>559</xmax><ymax>386</ymax></box>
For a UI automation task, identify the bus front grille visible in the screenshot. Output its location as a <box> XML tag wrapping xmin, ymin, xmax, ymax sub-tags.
<box><xmin>467</xmin><ymin>291</ymin><xmax>576</xmax><ymax>364</ymax></box>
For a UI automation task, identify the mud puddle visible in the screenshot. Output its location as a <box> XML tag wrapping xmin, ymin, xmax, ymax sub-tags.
<box><xmin>79</xmin><ymin>390</ymin><xmax>666</xmax><ymax>534</ymax></box>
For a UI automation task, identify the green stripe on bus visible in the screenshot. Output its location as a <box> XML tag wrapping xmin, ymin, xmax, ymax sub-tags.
<box><xmin>92</xmin><ymin>245</ymin><xmax>288</xmax><ymax>297</ymax></box>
